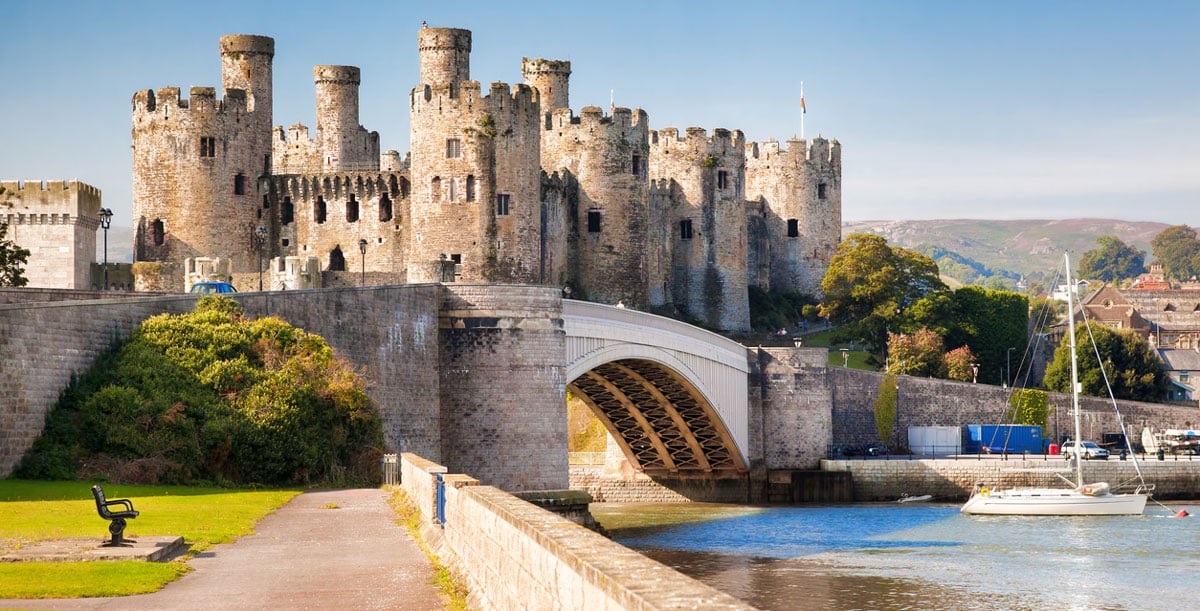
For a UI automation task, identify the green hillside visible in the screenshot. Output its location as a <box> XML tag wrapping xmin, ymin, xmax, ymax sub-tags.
<box><xmin>843</xmin><ymin>219</ymin><xmax>1170</xmax><ymax>288</ymax></box>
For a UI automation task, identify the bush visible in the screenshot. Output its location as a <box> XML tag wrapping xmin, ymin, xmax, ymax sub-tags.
<box><xmin>749</xmin><ymin>286</ymin><xmax>818</xmax><ymax>331</ymax></box>
<box><xmin>17</xmin><ymin>297</ymin><xmax>383</xmax><ymax>486</ymax></box>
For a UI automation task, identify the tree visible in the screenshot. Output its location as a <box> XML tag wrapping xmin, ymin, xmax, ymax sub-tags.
<box><xmin>1043</xmin><ymin>323</ymin><xmax>1168</xmax><ymax>402</ymax></box>
<box><xmin>886</xmin><ymin>329</ymin><xmax>945</xmax><ymax>377</ymax></box>
<box><xmin>943</xmin><ymin>345</ymin><xmax>976</xmax><ymax>382</ymax></box>
<box><xmin>943</xmin><ymin>286</ymin><xmax>1028</xmax><ymax>386</ymax></box>
<box><xmin>0</xmin><ymin>186</ymin><xmax>31</xmax><ymax>287</ymax></box>
<box><xmin>1150</xmin><ymin>225</ymin><xmax>1200</xmax><ymax>282</ymax></box>
<box><xmin>1077</xmin><ymin>235</ymin><xmax>1145</xmax><ymax>283</ymax></box>
<box><xmin>874</xmin><ymin>373</ymin><xmax>897</xmax><ymax>446</ymax></box>
<box><xmin>1007</xmin><ymin>389</ymin><xmax>1051</xmax><ymax>428</ymax></box>
<box><xmin>820</xmin><ymin>234</ymin><xmax>947</xmax><ymax>354</ymax></box>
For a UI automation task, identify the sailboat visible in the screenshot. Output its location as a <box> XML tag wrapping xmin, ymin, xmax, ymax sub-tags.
<box><xmin>961</xmin><ymin>253</ymin><xmax>1150</xmax><ymax>516</ymax></box>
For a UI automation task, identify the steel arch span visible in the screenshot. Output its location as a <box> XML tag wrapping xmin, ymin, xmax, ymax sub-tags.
<box><xmin>563</xmin><ymin>300</ymin><xmax>750</xmax><ymax>475</ymax></box>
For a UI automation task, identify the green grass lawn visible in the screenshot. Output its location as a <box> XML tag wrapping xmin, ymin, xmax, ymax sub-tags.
<box><xmin>799</xmin><ymin>329</ymin><xmax>878</xmax><ymax>370</ymax></box>
<box><xmin>0</xmin><ymin>480</ymin><xmax>299</xmax><ymax>599</ymax></box>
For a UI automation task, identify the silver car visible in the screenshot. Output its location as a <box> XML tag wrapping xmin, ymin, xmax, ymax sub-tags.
<box><xmin>1061</xmin><ymin>440</ymin><xmax>1109</xmax><ymax>460</ymax></box>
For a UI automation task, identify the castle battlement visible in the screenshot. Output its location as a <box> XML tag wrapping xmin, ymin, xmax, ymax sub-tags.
<box><xmin>651</xmin><ymin>127</ymin><xmax>746</xmax><ymax>157</ymax></box>
<box><xmin>271</xmin><ymin>170</ymin><xmax>410</xmax><ymax>203</ymax></box>
<box><xmin>413</xmin><ymin>80</ymin><xmax>538</xmax><ymax>119</ymax></box>
<box><xmin>314</xmin><ymin>65</ymin><xmax>360</xmax><ymax>85</ymax></box>
<box><xmin>546</xmin><ymin>106</ymin><xmax>648</xmax><ymax>133</ymax></box>
<box><xmin>131</xmin><ymin>86</ymin><xmax>249</xmax><ymax>116</ymax></box>
<box><xmin>2</xmin><ymin>179</ymin><xmax>101</xmax><ymax>199</ymax></box>
<box><xmin>746</xmin><ymin>136</ymin><xmax>841</xmax><ymax>168</ymax></box>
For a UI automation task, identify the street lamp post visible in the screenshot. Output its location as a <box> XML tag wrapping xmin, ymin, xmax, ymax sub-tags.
<box><xmin>255</xmin><ymin>226</ymin><xmax>267</xmax><ymax>291</ymax></box>
<box><xmin>970</xmin><ymin>362</ymin><xmax>979</xmax><ymax>384</ymax></box>
<box><xmin>97</xmin><ymin>208</ymin><xmax>113</xmax><ymax>291</ymax></box>
<box><xmin>840</xmin><ymin>348</ymin><xmax>850</xmax><ymax>368</ymax></box>
<box><xmin>358</xmin><ymin>239</ymin><xmax>368</xmax><ymax>287</ymax></box>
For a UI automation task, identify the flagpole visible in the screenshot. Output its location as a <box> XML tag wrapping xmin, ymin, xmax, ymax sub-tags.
<box><xmin>800</xmin><ymin>81</ymin><xmax>806</xmax><ymax>140</ymax></box>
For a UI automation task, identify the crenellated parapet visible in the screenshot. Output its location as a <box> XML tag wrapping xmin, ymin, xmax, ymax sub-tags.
<box><xmin>522</xmin><ymin>57</ymin><xmax>571</xmax><ymax>111</ymax></box>
<box><xmin>268</xmin><ymin>170</ymin><xmax>410</xmax><ymax>205</ymax></box>
<box><xmin>0</xmin><ymin>179</ymin><xmax>103</xmax><ymax>290</ymax></box>
<box><xmin>745</xmin><ymin>136</ymin><xmax>841</xmax><ymax>171</ymax></box>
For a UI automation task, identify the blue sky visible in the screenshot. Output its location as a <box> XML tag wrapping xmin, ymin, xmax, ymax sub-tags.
<box><xmin>2</xmin><ymin>0</ymin><xmax>1198</xmax><ymax>229</ymax></box>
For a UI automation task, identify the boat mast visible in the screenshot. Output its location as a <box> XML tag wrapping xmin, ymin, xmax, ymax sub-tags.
<box><xmin>1065</xmin><ymin>253</ymin><xmax>1084</xmax><ymax>489</ymax></box>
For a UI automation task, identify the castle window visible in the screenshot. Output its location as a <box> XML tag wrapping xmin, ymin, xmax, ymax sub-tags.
<box><xmin>282</xmin><ymin>197</ymin><xmax>294</xmax><ymax>225</ymax></box>
<box><xmin>588</xmin><ymin>209</ymin><xmax>602</xmax><ymax>233</ymax></box>
<box><xmin>431</xmin><ymin>177</ymin><xmax>442</xmax><ymax>202</ymax></box>
<box><xmin>347</xmin><ymin>194</ymin><xmax>359</xmax><ymax>222</ymax></box>
<box><xmin>446</xmin><ymin>139</ymin><xmax>461</xmax><ymax>158</ymax></box>
<box><xmin>680</xmin><ymin>219</ymin><xmax>693</xmax><ymax>240</ymax></box>
<box><xmin>717</xmin><ymin>170</ymin><xmax>729</xmax><ymax>190</ymax></box>
<box><xmin>818</xmin><ymin>183</ymin><xmax>828</xmax><ymax>199</ymax></box>
<box><xmin>234</xmin><ymin>174</ymin><xmax>246</xmax><ymax>195</ymax></box>
<box><xmin>281</xmin><ymin>238</ymin><xmax>290</xmax><ymax>248</ymax></box>
<box><xmin>631</xmin><ymin>155</ymin><xmax>642</xmax><ymax>176</ymax></box>
<box><xmin>379</xmin><ymin>193</ymin><xmax>393</xmax><ymax>222</ymax></box>
<box><xmin>448</xmin><ymin>178</ymin><xmax>458</xmax><ymax>202</ymax></box>
<box><xmin>329</xmin><ymin>246</ymin><xmax>345</xmax><ymax>271</ymax></box>
<box><xmin>399</xmin><ymin>177</ymin><xmax>410</xmax><ymax>198</ymax></box>
<box><xmin>315</xmin><ymin>196</ymin><xmax>327</xmax><ymax>224</ymax></box>
<box><xmin>152</xmin><ymin>219</ymin><xmax>165</xmax><ymax>246</ymax></box>
<box><xmin>496</xmin><ymin>193</ymin><xmax>511</xmax><ymax>216</ymax></box>
<box><xmin>262</xmin><ymin>195</ymin><xmax>270</xmax><ymax>209</ymax></box>
<box><xmin>787</xmin><ymin>219</ymin><xmax>799</xmax><ymax>238</ymax></box>
<box><xmin>200</xmin><ymin>137</ymin><xmax>216</xmax><ymax>158</ymax></box>
<box><xmin>466</xmin><ymin>175</ymin><xmax>476</xmax><ymax>202</ymax></box>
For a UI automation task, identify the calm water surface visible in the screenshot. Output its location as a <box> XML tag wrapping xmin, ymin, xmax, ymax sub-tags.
<box><xmin>593</xmin><ymin>502</ymin><xmax>1199</xmax><ymax>611</ymax></box>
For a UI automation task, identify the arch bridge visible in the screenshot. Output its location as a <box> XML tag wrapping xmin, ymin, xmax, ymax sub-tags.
<box><xmin>563</xmin><ymin>301</ymin><xmax>750</xmax><ymax>477</ymax></box>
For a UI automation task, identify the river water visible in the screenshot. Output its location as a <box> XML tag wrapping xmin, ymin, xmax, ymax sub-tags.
<box><xmin>592</xmin><ymin>502</ymin><xmax>1200</xmax><ymax>611</ymax></box>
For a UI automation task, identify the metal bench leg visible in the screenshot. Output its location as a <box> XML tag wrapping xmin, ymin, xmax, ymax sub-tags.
<box><xmin>103</xmin><ymin>518</ymin><xmax>136</xmax><ymax>547</ymax></box>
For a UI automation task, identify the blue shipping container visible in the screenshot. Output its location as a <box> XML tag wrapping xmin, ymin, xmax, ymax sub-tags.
<box><xmin>965</xmin><ymin>425</ymin><xmax>1043</xmax><ymax>454</ymax></box>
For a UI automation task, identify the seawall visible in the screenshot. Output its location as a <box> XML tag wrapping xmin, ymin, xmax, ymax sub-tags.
<box><xmin>400</xmin><ymin>453</ymin><xmax>753</xmax><ymax>610</ymax></box>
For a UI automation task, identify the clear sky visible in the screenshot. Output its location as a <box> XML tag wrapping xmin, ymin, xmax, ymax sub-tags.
<box><xmin>2</xmin><ymin>0</ymin><xmax>1198</xmax><ymax>230</ymax></box>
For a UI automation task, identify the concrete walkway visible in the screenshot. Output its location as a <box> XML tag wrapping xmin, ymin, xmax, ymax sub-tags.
<box><xmin>1</xmin><ymin>488</ymin><xmax>446</xmax><ymax>610</ymax></box>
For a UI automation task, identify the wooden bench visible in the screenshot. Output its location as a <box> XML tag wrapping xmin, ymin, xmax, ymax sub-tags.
<box><xmin>91</xmin><ymin>485</ymin><xmax>139</xmax><ymax>547</ymax></box>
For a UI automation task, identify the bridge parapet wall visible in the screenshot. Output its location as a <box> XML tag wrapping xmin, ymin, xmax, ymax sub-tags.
<box><xmin>399</xmin><ymin>453</ymin><xmax>753</xmax><ymax>610</ymax></box>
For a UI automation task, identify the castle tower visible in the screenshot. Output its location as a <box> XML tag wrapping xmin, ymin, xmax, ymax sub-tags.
<box><xmin>314</xmin><ymin>66</ymin><xmax>380</xmax><ymax>171</ymax></box>
<box><xmin>522</xmin><ymin>58</ymin><xmax>571</xmax><ymax>112</ymax></box>
<box><xmin>649</xmin><ymin>127</ymin><xmax>750</xmax><ymax>331</ymax></box>
<box><xmin>409</xmin><ymin>27</ymin><xmax>543</xmax><ymax>284</ymax></box>
<box><xmin>131</xmin><ymin>35</ymin><xmax>275</xmax><ymax>292</ymax></box>
<box><xmin>418</xmin><ymin>27</ymin><xmax>471</xmax><ymax>91</ymax></box>
<box><xmin>745</xmin><ymin>137</ymin><xmax>842</xmax><ymax>297</ymax></box>
<box><xmin>541</xmin><ymin>106</ymin><xmax>650</xmax><ymax>308</ymax></box>
<box><xmin>0</xmin><ymin>180</ymin><xmax>101</xmax><ymax>289</ymax></box>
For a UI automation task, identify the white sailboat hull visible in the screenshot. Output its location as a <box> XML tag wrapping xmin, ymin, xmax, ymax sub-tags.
<box><xmin>961</xmin><ymin>488</ymin><xmax>1147</xmax><ymax>516</ymax></box>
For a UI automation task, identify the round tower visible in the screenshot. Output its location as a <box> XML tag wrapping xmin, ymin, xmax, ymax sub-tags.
<box><xmin>522</xmin><ymin>58</ymin><xmax>571</xmax><ymax>111</ymax></box>
<box><xmin>418</xmin><ymin>28</ymin><xmax>471</xmax><ymax>88</ymax></box>
<box><xmin>219</xmin><ymin>34</ymin><xmax>274</xmax><ymax>122</ymax></box>
<box><xmin>314</xmin><ymin>65</ymin><xmax>361</xmax><ymax>169</ymax></box>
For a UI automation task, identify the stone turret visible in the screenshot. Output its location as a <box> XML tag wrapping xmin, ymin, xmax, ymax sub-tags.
<box><xmin>522</xmin><ymin>57</ymin><xmax>571</xmax><ymax>112</ymax></box>
<box><xmin>314</xmin><ymin>66</ymin><xmax>380</xmax><ymax>172</ymax></box>
<box><xmin>418</xmin><ymin>27</ymin><xmax>471</xmax><ymax>91</ymax></box>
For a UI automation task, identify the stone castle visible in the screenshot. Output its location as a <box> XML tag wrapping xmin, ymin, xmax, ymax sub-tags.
<box><xmin>130</xmin><ymin>27</ymin><xmax>841</xmax><ymax>331</ymax></box>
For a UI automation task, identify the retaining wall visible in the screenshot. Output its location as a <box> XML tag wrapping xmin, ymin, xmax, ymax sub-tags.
<box><xmin>400</xmin><ymin>453</ymin><xmax>752</xmax><ymax>610</ymax></box>
<box><xmin>823</xmin><ymin>456</ymin><xmax>1200</xmax><ymax>502</ymax></box>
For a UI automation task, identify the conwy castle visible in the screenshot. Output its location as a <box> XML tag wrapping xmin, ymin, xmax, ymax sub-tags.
<box><xmin>125</xmin><ymin>26</ymin><xmax>842</xmax><ymax>331</ymax></box>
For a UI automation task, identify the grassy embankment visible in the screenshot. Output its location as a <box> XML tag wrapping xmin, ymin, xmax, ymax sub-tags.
<box><xmin>0</xmin><ymin>480</ymin><xmax>298</xmax><ymax>599</ymax></box>
<box><xmin>800</xmin><ymin>329</ymin><xmax>877</xmax><ymax>370</ymax></box>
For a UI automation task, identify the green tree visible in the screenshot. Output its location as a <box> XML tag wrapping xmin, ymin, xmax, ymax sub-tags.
<box><xmin>1077</xmin><ymin>235</ymin><xmax>1145</xmax><ymax>283</ymax></box>
<box><xmin>886</xmin><ymin>329</ymin><xmax>945</xmax><ymax>377</ymax></box>
<box><xmin>874</xmin><ymin>373</ymin><xmax>897</xmax><ymax>446</ymax></box>
<box><xmin>944</xmin><ymin>286</ymin><xmax>1028</xmax><ymax>386</ymax></box>
<box><xmin>1043</xmin><ymin>323</ymin><xmax>1168</xmax><ymax>402</ymax></box>
<box><xmin>1150</xmin><ymin>225</ymin><xmax>1200</xmax><ymax>282</ymax></box>
<box><xmin>1007</xmin><ymin>388</ymin><xmax>1051</xmax><ymax>428</ymax></box>
<box><xmin>943</xmin><ymin>345</ymin><xmax>977</xmax><ymax>382</ymax></box>
<box><xmin>820</xmin><ymin>233</ymin><xmax>947</xmax><ymax>354</ymax></box>
<box><xmin>0</xmin><ymin>186</ymin><xmax>31</xmax><ymax>287</ymax></box>
<box><xmin>1028</xmin><ymin>295</ymin><xmax>1065</xmax><ymax>334</ymax></box>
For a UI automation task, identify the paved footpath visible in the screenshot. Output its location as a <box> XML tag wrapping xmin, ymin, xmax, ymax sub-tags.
<box><xmin>1</xmin><ymin>488</ymin><xmax>446</xmax><ymax>610</ymax></box>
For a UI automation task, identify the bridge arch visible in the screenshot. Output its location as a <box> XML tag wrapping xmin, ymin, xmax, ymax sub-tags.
<box><xmin>563</xmin><ymin>301</ymin><xmax>750</xmax><ymax>476</ymax></box>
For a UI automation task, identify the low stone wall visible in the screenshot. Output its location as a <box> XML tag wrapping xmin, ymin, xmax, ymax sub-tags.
<box><xmin>400</xmin><ymin>453</ymin><xmax>752</xmax><ymax>610</ymax></box>
<box><xmin>570</xmin><ymin>466</ymin><xmax>691</xmax><ymax>503</ymax></box>
<box><xmin>823</xmin><ymin>457</ymin><xmax>1200</xmax><ymax>501</ymax></box>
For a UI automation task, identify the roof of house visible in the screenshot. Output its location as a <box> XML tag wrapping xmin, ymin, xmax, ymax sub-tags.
<box><xmin>1158</xmin><ymin>348</ymin><xmax>1200</xmax><ymax>372</ymax></box>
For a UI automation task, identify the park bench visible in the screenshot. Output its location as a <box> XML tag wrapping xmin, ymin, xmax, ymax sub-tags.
<box><xmin>91</xmin><ymin>485</ymin><xmax>139</xmax><ymax>547</ymax></box>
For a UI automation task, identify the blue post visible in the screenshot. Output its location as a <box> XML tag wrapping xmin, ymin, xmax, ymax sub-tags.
<box><xmin>435</xmin><ymin>473</ymin><xmax>446</xmax><ymax>525</ymax></box>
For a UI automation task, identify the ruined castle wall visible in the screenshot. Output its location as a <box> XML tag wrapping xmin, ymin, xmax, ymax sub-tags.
<box><xmin>745</xmin><ymin>137</ymin><xmax>841</xmax><ymax>297</ymax></box>
<box><xmin>541</xmin><ymin>107</ymin><xmax>650</xmax><ymax>308</ymax></box>
<box><xmin>0</xmin><ymin>180</ymin><xmax>101</xmax><ymax>289</ymax></box>
<box><xmin>539</xmin><ymin>170</ymin><xmax>573</xmax><ymax>288</ymax></box>
<box><xmin>268</xmin><ymin>171</ymin><xmax>410</xmax><ymax>283</ymax></box>
<box><xmin>646</xmin><ymin>179</ymin><xmax>676</xmax><ymax>308</ymax></box>
<box><xmin>648</xmin><ymin>127</ymin><xmax>749</xmax><ymax>331</ymax></box>
<box><xmin>486</xmin><ymin>82</ymin><xmax>544</xmax><ymax>284</ymax></box>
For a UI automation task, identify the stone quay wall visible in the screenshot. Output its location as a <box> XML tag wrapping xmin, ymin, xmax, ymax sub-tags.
<box><xmin>399</xmin><ymin>453</ymin><xmax>753</xmax><ymax>611</ymax></box>
<box><xmin>823</xmin><ymin>456</ymin><xmax>1200</xmax><ymax>502</ymax></box>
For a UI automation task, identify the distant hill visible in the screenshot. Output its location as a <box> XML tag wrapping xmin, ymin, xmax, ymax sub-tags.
<box><xmin>95</xmin><ymin>226</ymin><xmax>134</xmax><ymax>263</ymax></box>
<box><xmin>842</xmin><ymin>219</ymin><xmax>1171</xmax><ymax>288</ymax></box>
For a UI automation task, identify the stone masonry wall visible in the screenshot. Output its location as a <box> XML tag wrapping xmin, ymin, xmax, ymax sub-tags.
<box><xmin>400</xmin><ymin>453</ymin><xmax>753</xmax><ymax>610</ymax></box>
<box><xmin>753</xmin><ymin>347</ymin><xmax>835</xmax><ymax>470</ymax></box>
<box><xmin>0</xmin><ymin>180</ymin><xmax>101</xmax><ymax>289</ymax></box>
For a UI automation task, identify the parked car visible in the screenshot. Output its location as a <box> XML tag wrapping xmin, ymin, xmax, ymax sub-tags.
<box><xmin>189</xmin><ymin>281</ymin><xmax>237</xmax><ymax>294</ymax></box>
<box><xmin>1061</xmin><ymin>440</ymin><xmax>1109</xmax><ymax>460</ymax></box>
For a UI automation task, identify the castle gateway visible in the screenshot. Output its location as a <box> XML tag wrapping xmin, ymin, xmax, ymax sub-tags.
<box><xmin>130</xmin><ymin>26</ymin><xmax>841</xmax><ymax>332</ymax></box>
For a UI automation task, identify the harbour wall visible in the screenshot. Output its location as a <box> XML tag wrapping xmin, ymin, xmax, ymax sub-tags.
<box><xmin>399</xmin><ymin>453</ymin><xmax>753</xmax><ymax>610</ymax></box>
<box><xmin>822</xmin><ymin>456</ymin><xmax>1200</xmax><ymax>502</ymax></box>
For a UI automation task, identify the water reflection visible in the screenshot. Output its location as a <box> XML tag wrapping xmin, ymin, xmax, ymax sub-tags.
<box><xmin>595</xmin><ymin>503</ymin><xmax>1200</xmax><ymax>611</ymax></box>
